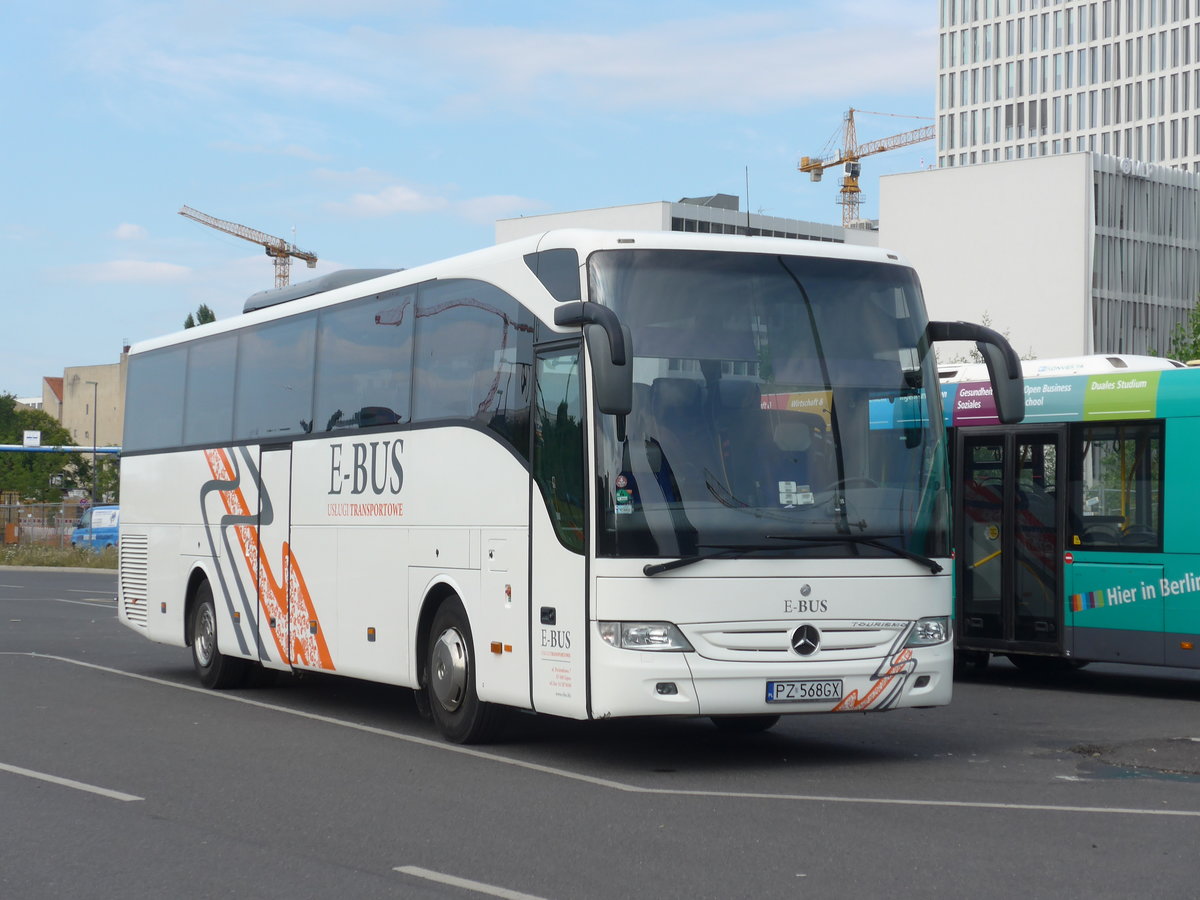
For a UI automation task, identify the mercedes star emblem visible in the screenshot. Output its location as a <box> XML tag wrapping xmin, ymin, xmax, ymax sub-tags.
<box><xmin>791</xmin><ymin>624</ymin><xmax>821</xmax><ymax>656</ymax></box>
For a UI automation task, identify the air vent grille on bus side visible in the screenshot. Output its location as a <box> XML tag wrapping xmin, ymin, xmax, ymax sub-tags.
<box><xmin>119</xmin><ymin>534</ymin><xmax>149</xmax><ymax>627</ymax></box>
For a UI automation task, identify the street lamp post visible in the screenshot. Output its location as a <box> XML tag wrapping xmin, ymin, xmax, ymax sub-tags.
<box><xmin>85</xmin><ymin>380</ymin><xmax>98</xmax><ymax>504</ymax></box>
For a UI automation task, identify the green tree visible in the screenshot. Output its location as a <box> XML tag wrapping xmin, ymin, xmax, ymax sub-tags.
<box><xmin>1158</xmin><ymin>298</ymin><xmax>1200</xmax><ymax>362</ymax></box>
<box><xmin>184</xmin><ymin>303</ymin><xmax>216</xmax><ymax>329</ymax></box>
<box><xmin>0</xmin><ymin>394</ymin><xmax>85</xmax><ymax>501</ymax></box>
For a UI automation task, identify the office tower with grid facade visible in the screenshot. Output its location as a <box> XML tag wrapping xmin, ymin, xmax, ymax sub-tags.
<box><xmin>938</xmin><ymin>0</ymin><xmax>1200</xmax><ymax>170</ymax></box>
<box><xmin>883</xmin><ymin>0</ymin><xmax>1200</xmax><ymax>356</ymax></box>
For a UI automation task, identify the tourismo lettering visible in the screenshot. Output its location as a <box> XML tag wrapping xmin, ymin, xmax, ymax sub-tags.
<box><xmin>329</xmin><ymin>439</ymin><xmax>404</xmax><ymax>496</ymax></box>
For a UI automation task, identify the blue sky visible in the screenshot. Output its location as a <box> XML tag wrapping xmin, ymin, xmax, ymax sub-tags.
<box><xmin>1</xmin><ymin>0</ymin><xmax>937</xmax><ymax>399</ymax></box>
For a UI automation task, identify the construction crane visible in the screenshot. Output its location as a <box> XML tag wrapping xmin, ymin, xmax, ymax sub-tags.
<box><xmin>798</xmin><ymin>108</ymin><xmax>935</xmax><ymax>229</ymax></box>
<box><xmin>179</xmin><ymin>205</ymin><xmax>318</xmax><ymax>288</ymax></box>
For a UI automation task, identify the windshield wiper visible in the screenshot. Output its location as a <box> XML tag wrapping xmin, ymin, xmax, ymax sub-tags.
<box><xmin>767</xmin><ymin>534</ymin><xmax>944</xmax><ymax>574</ymax></box>
<box><xmin>643</xmin><ymin>544</ymin><xmax>782</xmax><ymax>576</ymax></box>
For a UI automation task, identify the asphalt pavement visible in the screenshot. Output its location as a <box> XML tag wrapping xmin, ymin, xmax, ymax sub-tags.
<box><xmin>3</xmin><ymin>567</ymin><xmax>1200</xmax><ymax>900</ymax></box>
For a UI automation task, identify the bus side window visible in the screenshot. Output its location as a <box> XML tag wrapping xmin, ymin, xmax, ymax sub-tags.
<box><xmin>1071</xmin><ymin>422</ymin><xmax>1163</xmax><ymax>550</ymax></box>
<box><xmin>412</xmin><ymin>279</ymin><xmax>534</xmax><ymax>456</ymax></box>
<box><xmin>533</xmin><ymin>349</ymin><xmax>585</xmax><ymax>553</ymax></box>
<box><xmin>314</xmin><ymin>288</ymin><xmax>415</xmax><ymax>431</ymax></box>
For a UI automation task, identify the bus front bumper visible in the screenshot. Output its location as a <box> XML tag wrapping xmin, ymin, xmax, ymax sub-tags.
<box><xmin>588</xmin><ymin>634</ymin><xmax>953</xmax><ymax>719</ymax></box>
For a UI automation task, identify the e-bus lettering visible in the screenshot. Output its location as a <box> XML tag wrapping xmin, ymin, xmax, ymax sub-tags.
<box><xmin>541</xmin><ymin>628</ymin><xmax>572</xmax><ymax>649</ymax></box>
<box><xmin>784</xmin><ymin>598</ymin><xmax>828</xmax><ymax>614</ymax></box>
<box><xmin>328</xmin><ymin>440</ymin><xmax>405</xmax><ymax>496</ymax></box>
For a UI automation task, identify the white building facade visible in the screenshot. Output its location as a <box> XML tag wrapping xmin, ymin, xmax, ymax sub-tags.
<box><xmin>938</xmin><ymin>0</ymin><xmax>1200</xmax><ymax>170</ymax></box>
<box><xmin>496</xmin><ymin>195</ymin><xmax>877</xmax><ymax>247</ymax></box>
<box><xmin>880</xmin><ymin>151</ymin><xmax>1200</xmax><ymax>357</ymax></box>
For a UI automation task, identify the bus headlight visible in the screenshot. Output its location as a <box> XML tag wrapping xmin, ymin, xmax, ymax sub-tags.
<box><xmin>598</xmin><ymin>621</ymin><xmax>694</xmax><ymax>652</ymax></box>
<box><xmin>905</xmin><ymin>616</ymin><xmax>951</xmax><ymax>646</ymax></box>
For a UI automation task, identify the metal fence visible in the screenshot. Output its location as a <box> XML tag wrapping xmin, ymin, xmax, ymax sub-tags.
<box><xmin>0</xmin><ymin>502</ymin><xmax>85</xmax><ymax>547</ymax></box>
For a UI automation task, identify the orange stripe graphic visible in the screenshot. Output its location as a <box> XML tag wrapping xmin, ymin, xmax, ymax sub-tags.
<box><xmin>831</xmin><ymin>648</ymin><xmax>913</xmax><ymax>712</ymax></box>
<box><xmin>204</xmin><ymin>448</ymin><xmax>334</xmax><ymax>670</ymax></box>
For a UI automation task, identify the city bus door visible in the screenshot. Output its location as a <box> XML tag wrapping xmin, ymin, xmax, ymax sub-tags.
<box><xmin>955</xmin><ymin>427</ymin><xmax>1067</xmax><ymax>656</ymax></box>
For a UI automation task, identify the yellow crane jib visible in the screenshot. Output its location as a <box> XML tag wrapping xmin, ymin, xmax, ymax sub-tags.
<box><xmin>797</xmin><ymin>108</ymin><xmax>934</xmax><ymax>228</ymax></box>
<box><xmin>179</xmin><ymin>205</ymin><xmax>318</xmax><ymax>288</ymax></box>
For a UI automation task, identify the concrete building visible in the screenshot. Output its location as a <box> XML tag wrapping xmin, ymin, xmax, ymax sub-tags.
<box><xmin>896</xmin><ymin>0</ymin><xmax>1200</xmax><ymax>356</ymax></box>
<box><xmin>60</xmin><ymin>360</ymin><xmax>126</xmax><ymax>450</ymax></box>
<box><xmin>39</xmin><ymin>377</ymin><xmax>63</xmax><ymax>422</ymax></box>
<box><xmin>496</xmin><ymin>194</ymin><xmax>878</xmax><ymax>247</ymax></box>
<box><xmin>937</xmin><ymin>0</ymin><xmax>1200</xmax><ymax>169</ymax></box>
<box><xmin>880</xmin><ymin>150</ymin><xmax>1200</xmax><ymax>357</ymax></box>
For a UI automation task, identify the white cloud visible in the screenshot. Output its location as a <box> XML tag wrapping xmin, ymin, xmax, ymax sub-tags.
<box><xmin>327</xmin><ymin>184</ymin><xmax>448</xmax><ymax>218</ymax></box>
<box><xmin>456</xmin><ymin>195</ymin><xmax>546</xmax><ymax>225</ymax></box>
<box><xmin>209</xmin><ymin>140</ymin><xmax>330</xmax><ymax>161</ymax></box>
<box><xmin>351</xmin><ymin>8</ymin><xmax>936</xmax><ymax>115</ymax></box>
<box><xmin>64</xmin><ymin>260</ymin><xmax>192</xmax><ymax>283</ymax></box>
<box><xmin>145</xmin><ymin>50</ymin><xmax>380</xmax><ymax>104</ymax></box>
<box><xmin>73</xmin><ymin>4</ymin><xmax>935</xmax><ymax>122</ymax></box>
<box><xmin>112</xmin><ymin>224</ymin><xmax>148</xmax><ymax>240</ymax></box>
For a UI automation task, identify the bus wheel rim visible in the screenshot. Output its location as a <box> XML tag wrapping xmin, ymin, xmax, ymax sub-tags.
<box><xmin>196</xmin><ymin>605</ymin><xmax>216</xmax><ymax>667</ymax></box>
<box><xmin>431</xmin><ymin>627</ymin><xmax>468</xmax><ymax>713</ymax></box>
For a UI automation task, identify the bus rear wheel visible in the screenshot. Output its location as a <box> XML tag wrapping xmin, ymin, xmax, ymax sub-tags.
<box><xmin>426</xmin><ymin>596</ymin><xmax>500</xmax><ymax>744</ymax></box>
<box><xmin>190</xmin><ymin>581</ymin><xmax>249</xmax><ymax>689</ymax></box>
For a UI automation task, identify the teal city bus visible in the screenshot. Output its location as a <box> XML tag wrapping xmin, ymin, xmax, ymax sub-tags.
<box><xmin>936</xmin><ymin>355</ymin><xmax>1200</xmax><ymax>673</ymax></box>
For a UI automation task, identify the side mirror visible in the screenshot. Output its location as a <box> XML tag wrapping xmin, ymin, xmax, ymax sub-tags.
<box><xmin>554</xmin><ymin>302</ymin><xmax>633</xmax><ymax>418</ymax></box>
<box><xmin>583</xmin><ymin>323</ymin><xmax>633</xmax><ymax>417</ymax></box>
<box><xmin>926</xmin><ymin>320</ymin><xmax>1025</xmax><ymax>424</ymax></box>
<box><xmin>554</xmin><ymin>301</ymin><xmax>626</xmax><ymax>366</ymax></box>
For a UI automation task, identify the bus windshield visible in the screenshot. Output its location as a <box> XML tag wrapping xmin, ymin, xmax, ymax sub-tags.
<box><xmin>589</xmin><ymin>248</ymin><xmax>948</xmax><ymax>563</ymax></box>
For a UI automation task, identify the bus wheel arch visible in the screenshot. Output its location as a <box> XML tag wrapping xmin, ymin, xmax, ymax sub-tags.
<box><xmin>419</xmin><ymin>587</ymin><xmax>500</xmax><ymax>744</ymax></box>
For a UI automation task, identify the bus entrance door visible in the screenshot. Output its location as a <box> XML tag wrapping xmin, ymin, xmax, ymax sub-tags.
<box><xmin>956</xmin><ymin>428</ymin><xmax>1066</xmax><ymax>657</ymax></box>
<box><xmin>529</xmin><ymin>345</ymin><xmax>588</xmax><ymax>719</ymax></box>
<box><xmin>255</xmin><ymin>444</ymin><xmax>310</xmax><ymax>670</ymax></box>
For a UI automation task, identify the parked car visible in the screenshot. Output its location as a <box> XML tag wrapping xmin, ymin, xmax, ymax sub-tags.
<box><xmin>72</xmin><ymin>505</ymin><xmax>119</xmax><ymax>549</ymax></box>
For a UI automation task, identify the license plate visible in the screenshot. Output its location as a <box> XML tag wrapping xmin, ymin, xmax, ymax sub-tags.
<box><xmin>765</xmin><ymin>678</ymin><xmax>844</xmax><ymax>703</ymax></box>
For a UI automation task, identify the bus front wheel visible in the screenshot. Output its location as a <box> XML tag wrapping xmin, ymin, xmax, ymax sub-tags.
<box><xmin>426</xmin><ymin>596</ymin><xmax>500</xmax><ymax>744</ymax></box>
<box><xmin>190</xmin><ymin>581</ymin><xmax>249</xmax><ymax>690</ymax></box>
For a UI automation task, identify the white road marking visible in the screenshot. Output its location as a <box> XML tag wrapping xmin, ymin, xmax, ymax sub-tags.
<box><xmin>1</xmin><ymin>596</ymin><xmax>116</xmax><ymax>607</ymax></box>
<box><xmin>396</xmin><ymin>866</ymin><xmax>548</xmax><ymax>900</ymax></box>
<box><xmin>0</xmin><ymin>760</ymin><xmax>143</xmax><ymax>802</ymax></box>
<box><xmin>6</xmin><ymin>652</ymin><xmax>1200</xmax><ymax>819</ymax></box>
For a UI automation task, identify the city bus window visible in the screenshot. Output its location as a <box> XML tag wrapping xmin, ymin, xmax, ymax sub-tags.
<box><xmin>234</xmin><ymin>313</ymin><xmax>317</xmax><ymax>440</ymax></box>
<box><xmin>1071</xmin><ymin>422</ymin><xmax>1162</xmax><ymax>549</ymax></box>
<box><xmin>184</xmin><ymin>333</ymin><xmax>236</xmax><ymax>446</ymax></box>
<box><xmin>313</xmin><ymin>288</ymin><xmax>415</xmax><ymax>431</ymax></box>
<box><xmin>124</xmin><ymin>345</ymin><xmax>186</xmax><ymax>451</ymax></box>
<box><xmin>412</xmin><ymin>279</ymin><xmax>534</xmax><ymax>454</ymax></box>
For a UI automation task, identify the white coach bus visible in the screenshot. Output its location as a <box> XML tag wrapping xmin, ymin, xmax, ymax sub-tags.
<box><xmin>117</xmin><ymin>229</ymin><xmax>1023</xmax><ymax>742</ymax></box>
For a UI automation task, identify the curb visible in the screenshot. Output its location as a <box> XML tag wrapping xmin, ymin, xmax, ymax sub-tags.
<box><xmin>0</xmin><ymin>565</ymin><xmax>117</xmax><ymax>574</ymax></box>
